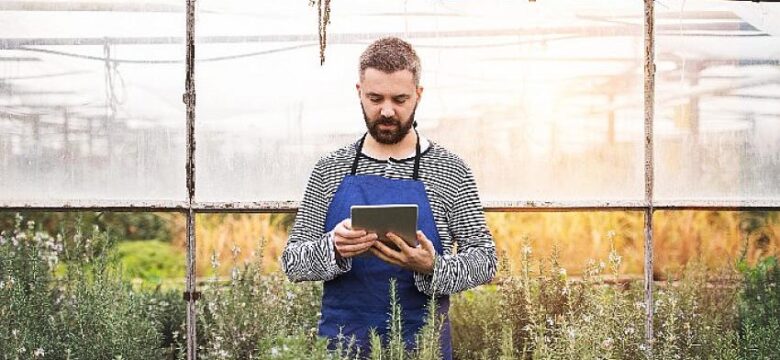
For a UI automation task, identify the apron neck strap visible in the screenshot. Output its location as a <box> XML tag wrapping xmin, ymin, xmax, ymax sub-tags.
<box><xmin>412</xmin><ymin>128</ymin><xmax>421</xmax><ymax>180</ymax></box>
<box><xmin>350</xmin><ymin>133</ymin><xmax>367</xmax><ymax>176</ymax></box>
<box><xmin>350</xmin><ymin>130</ymin><xmax>423</xmax><ymax>180</ymax></box>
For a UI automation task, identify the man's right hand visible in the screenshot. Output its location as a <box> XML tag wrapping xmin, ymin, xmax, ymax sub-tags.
<box><xmin>333</xmin><ymin>219</ymin><xmax>378</xmax><ymax>259</ymax></box>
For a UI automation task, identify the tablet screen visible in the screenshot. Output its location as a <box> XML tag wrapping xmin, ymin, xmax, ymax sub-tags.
<box><xmin>351</xmin><ymin>204</ymin><xmax>419</xmax><ymax>250</ymax></box>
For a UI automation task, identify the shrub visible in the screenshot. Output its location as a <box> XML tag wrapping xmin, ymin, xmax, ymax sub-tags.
<box><xmin>736</xmin><ymin>256</ymin><xmax>780</xmax><ymax>359</ymax></box>
<box><xmin>0</xmin><ymin>215</ymin><xmax>184</xmax><ymax>359</ymax></box>
<box><xmin>197</xmin><ymin>240</ymin><xmax>327</xmax><ymax>359</ymax></box>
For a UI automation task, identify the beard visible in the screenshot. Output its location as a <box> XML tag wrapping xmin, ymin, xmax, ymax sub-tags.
<box><xmin>361</xmin><ymin>102</ymin><xmax>418</xmax><ymax>145</ymax></box>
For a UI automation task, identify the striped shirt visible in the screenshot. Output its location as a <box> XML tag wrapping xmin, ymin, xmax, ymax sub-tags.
<box><xmin>281</xmin><ymin>136</ymin><xmax>497</xmax><ymax>295</ymax></box>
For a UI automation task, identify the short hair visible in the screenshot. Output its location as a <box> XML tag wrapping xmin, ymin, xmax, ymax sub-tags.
<box><xmin>359</xmin><ymin>37</ymin><xmax>421</xmax><ymax>86</ymax></box>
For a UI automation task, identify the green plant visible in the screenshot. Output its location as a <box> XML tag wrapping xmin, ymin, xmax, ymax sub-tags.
<box><xmin>197</xmin><ymin>239</ymin><xmax>331</xmax><ymax>359</ymax></box>
<box><xmin>0</xmin><ymin>214</ymin><xmax>182</xmax><ymax>359</ymax></box>
<box><xmin>736</xmin><ymin>256</ymin><xmax>780</xmax><ymax>359</ymax></box>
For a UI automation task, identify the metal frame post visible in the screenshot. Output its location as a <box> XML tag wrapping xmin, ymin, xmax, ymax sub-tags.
<box><xmin>643</xmin><ymin>0</ymin><xmax>656</xmax><ymax>354</ymax></box>
<box><xmin>184</xmin><ymin>0</ymin><xmax>198</xmax><ymax>358</ymax></box>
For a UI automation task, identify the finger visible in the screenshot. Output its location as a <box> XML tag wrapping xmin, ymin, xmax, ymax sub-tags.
<box><xmin>369</xmin><ymin>247</ymin><xmax>403</xmax><ymax>267</ymax></box>
<box><xmin>335</xmin><ymin>225</ymin><xmax>367</xmax><ymax>239</ymax></box>
<box><xmin>338</xmin><ymin>240</ymin><xmax>376</xmax><ymax>253</ymax></box>
<box><xmin>338</xmin><ymin>241</ymin><xmax>376</xmax><ymax>257</ymax></box>
<box><xmin>336</xmin><ymin>233</ymin><xmax>377</xmax><ymax>246</ymax></box>
<box><xmin>385</xmin><ymin>232</ymin><xmax>411</xmax><ymax>252</ymax></box>
<box><xmin>372</xmin><ymin>239</ymin><xmax>404</xmax><ymax>262</ymax></box>
<box><xmin>417</xmin><ymin>231</ymin><xmax>436</xmax><ymax>253</ymax></box>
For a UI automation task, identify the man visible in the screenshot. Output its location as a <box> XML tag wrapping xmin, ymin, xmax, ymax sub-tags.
<box><xmin>281</xmin><ymin>37</ymin><xmax>496</xmax><ymax>359</ymax></box>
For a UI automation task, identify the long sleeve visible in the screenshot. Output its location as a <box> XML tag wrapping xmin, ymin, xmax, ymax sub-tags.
<box><xmin>281</xmin><ymin>159</ymin><xmax>351</xmax><ymax>282</ymax></box>
<box><xmin>414</xmin><ymin>166</ymin><xmax>497</xmax><ymax>295</ymax></box>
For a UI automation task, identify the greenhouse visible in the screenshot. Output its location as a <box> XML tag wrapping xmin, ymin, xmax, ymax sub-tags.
<box><xmin>1</xmin><ymin>0</ymin><xmax>779</xmax><ymax>359</ymax></box>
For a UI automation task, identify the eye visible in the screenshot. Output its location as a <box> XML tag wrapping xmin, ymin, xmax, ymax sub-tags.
<box><xmin>368</xmin><ymin>96</ymin><xmax>381</xmax><ymax>103</ymax></box>
<box><xmin>393</xmin><ymin>96</ymin><xmax>408</xmax><ymax>105</ymax></box>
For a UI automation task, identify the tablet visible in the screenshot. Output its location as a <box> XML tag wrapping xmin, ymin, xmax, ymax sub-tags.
<box><xmin>351</xmin><ymin>204</ymin><xmax>419</xmax><ymax>250</ymax></box>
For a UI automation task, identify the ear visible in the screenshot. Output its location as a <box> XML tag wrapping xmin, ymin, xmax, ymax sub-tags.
<box><xmin>356</xmin><ymin>83</ymin><xmax>362</xmax><ymax>99</ymax></box>
<box><xmin>416</xmin><ymin>86</ymin><xmax>424</xmax><ymax>101</ymax></box>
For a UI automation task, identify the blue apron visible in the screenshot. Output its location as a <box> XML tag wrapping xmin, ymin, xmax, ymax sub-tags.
<box><xmin>318</xmin><ymin>131</ymin><xmax>452</xmax><ymax>359</ymax></box>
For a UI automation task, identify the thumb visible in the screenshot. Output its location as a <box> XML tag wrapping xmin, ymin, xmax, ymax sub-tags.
<box><xmin>417</xmin><ymin>231</ymin><xmax>435</xmax><ymax>253</ymax></box>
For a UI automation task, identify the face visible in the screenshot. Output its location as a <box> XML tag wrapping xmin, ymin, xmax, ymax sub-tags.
<box><xmin>357</xmin><ymin>68</ymin><xmax>423</xmax><ymax>145</ymax></box>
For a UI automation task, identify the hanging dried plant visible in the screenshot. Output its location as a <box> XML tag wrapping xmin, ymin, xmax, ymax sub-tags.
<box><xmin>310</xmin><ymin>0</ymin><xmax>332</xmax><ymax>65</ymax></box>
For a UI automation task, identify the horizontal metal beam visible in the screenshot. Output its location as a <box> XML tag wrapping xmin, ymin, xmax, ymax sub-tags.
<box><xmin>654</xmin><ymin>199</ymin><xmax>780</xmax><ymax>211</ymax></box>
<box><xmin>0</xmin><ymin>200</ymin><xmax>190</xmax><ymax>212</ymax></box>
<box><xmin>193</xmin><ymin>201</ymin><xmax>300</xmax><ymax>213</ymax></box>
<box><xmin>4</xmin><ymin>22</ymin><xmax>754</xmax><ymax>49</ymax></box>
<box><xmin>2</xmin><ymin>199</ymin><xmax>779</xmax><ymax>212</ymax></box>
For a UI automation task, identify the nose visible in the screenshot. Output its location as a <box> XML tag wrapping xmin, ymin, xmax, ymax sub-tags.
<box><xmin>380</xmin><ymin>102</ymin><xmax>395</xmax><ymax>118</ymax></box>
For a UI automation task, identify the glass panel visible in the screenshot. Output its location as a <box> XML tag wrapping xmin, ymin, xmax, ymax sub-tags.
<box><xmin>487</xmin><ymin>211</ymin><xmax>646</xmax><ymax>277</ymax></box>
<box><xmin>196</xmin><ymin>1</ymin><xmax>645</xmax><ymax>202</ymax></box>
<box><xmin>0</xmin><ymin>3</ymin><xmax>186</xmax><ymax>202</ymax></box>
<box><xmin>653</xmin><ymin>210</ymin><xmax>780</xmax><ymax>277</ymax></box>
<box><xmin>195</xmin><ymin>213</ymin><xmax>291</xmax><ymax>277</ymax></box>
<box><xmin>655</xmin><ymin>1</ymin><xmax>780</xmax><ymax>201</ymax></box>
<box><xmin>0</xmin><ymin>211</ymin><xmax>187</xmax><ymax>357</ymax></box>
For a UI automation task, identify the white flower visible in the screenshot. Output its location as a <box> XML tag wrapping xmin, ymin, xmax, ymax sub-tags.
<box><xmin>609</xmin><ymin>252</ymin><xmax>622</xmax><ymax>266</ymax></box>
<box><xmin>602</xmin><ymin>337</ymin><xmax>614</xmax><ymax>350</ymax></box>
<box><xmin>558</xmin><ymin>268</ymin><xmax>567</xmax><ymax>276</ymax></box>
<box><xmin>521</xmin><ymin>245</ymin><xmax>532</xmax><ymax>255</ymax></box>
<box><xmin>34</xmin><ymin>348</ymin><xmax>45</xmax><ymax>357</ymax></box>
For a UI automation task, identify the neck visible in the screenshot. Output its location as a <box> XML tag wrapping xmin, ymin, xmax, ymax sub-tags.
<box><xmin>363</xmin><ymin>130</ymin><xmax>418</xmax><ymax>160</ymax></box>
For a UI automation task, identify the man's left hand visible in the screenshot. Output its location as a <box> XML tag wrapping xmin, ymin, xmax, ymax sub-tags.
<box><xmin>370</xmin><ymin>231</ymin><xmax>435</xmax><ymax>274</ymax></box>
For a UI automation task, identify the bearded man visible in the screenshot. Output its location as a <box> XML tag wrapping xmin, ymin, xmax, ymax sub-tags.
<box><xmin>282</xmin><ymin>36</ymin><xmax>497</xmax><ymax>359</ymax></box>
